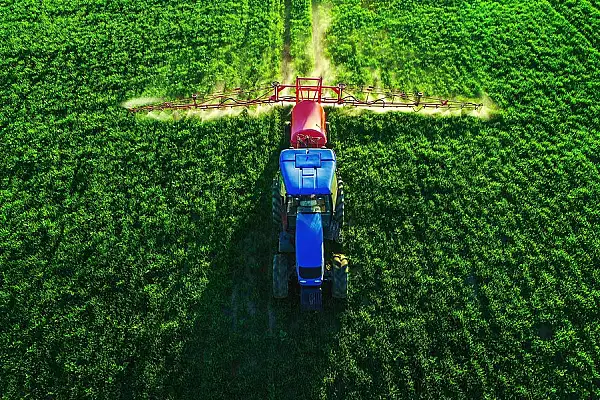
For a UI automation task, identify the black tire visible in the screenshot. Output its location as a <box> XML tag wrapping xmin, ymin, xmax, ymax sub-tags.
<box><xmin>272</xmin><ymin>175</ymin><xmax>282</xmax><ymax>227</ymax></box>
<box><xmin>332</xmin><ymin>254</ymin><xmax>348</xmax><ymax>299</ymax></box>
<box><xmin>333</xmin><ymin>177</ymin><xmax>344</xmax><ymax>243</ymax></box>
<box><xmin>273</xmin><ymin>254</ymin><xmax>289</xmax><ymax>298</ymax></box>
<box><xmin>284</xmin><ymin>122</ymin><xmax>291</xmax><ymax>145</ymax></box>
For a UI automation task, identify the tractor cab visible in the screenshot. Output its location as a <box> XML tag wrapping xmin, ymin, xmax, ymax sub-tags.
<box><xmin>280</xmin><ymin>148</ymin><xmax>336</xmax><ymax>218</ymax></box>
<box><xmin>278</xmin><ymin>148</ymin><xmax>338</xmax><ymax>240</ymax></box>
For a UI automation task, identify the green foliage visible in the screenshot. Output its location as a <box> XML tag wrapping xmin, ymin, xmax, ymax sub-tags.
<box><xmin>1</xmin><ymin>0</ymin><xmax>600</xmax><ymax>399</ymax></box>
<box><xmin>320</xmin><ymin>0</ymin><xmax>600</xmax><ymax>398</ymax></box>
<box><xmin>546</xmin><ymin>0</ymin><xmax>600</xmax><ymax>52</ymax></box>
<box><xmin>322</xmin><ymin>110</ymin><xmax>600</xmax><ymax>399</ymax></box>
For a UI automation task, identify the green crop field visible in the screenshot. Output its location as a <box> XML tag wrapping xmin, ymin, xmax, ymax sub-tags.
<box><xmin>1</xmin><ymin>0</ymin><xmax>599</xmax><ymax>399</ymax></box>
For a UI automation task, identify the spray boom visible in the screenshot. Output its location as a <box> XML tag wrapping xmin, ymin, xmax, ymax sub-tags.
<box><xmin>126</xmin><ymin>77</ymin><xmax>483</xmax><ymax>114</ymax></box>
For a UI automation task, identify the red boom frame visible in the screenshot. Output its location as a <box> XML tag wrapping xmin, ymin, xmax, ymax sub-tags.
<box><xmin>127</xmin><ymin>77</ymin><xmax>483</xmax><ymax>113</ymax></box>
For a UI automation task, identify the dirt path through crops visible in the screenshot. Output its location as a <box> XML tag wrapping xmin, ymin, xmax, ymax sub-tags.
<box><xmin>280</xmin><ymin>0</ymin><xmax>335</xmax><ymax>82</ymax></box>
<box><xmin>281</xmin><ymin>0</ymin><xmax>294</xmax><ymax>82</ymax></box>
<box><xmin>310</xmin><ymin>1</ymin><xmax>336</xmax><ymax>82</ymax></box>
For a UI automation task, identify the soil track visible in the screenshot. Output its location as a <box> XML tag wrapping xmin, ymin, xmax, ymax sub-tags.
<box><xmin>281</xmin><ymin>0</ymin><xmax>294</xmax><ymax>81</ymax></box>
<box><xmin>310</xmin><ymin>1</ymin><xmax>336</xmax><ymax>82</ymax></box>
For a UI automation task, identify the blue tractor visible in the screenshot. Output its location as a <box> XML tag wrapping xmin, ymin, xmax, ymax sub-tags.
<box><xmin>271</xmin><ymin>147</ymin><xmax>348</xmax><ymax>310</ymax></box>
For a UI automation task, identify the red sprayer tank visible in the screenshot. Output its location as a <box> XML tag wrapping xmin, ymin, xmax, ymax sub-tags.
<box><xmin>291</xmin><ymin>100</ymin><xmax>327</xmax><ymax>148</ymax></box>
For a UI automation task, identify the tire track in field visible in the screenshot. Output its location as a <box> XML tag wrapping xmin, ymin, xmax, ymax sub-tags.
<box><xmin>281</xmin><ymin>0</ymin><xmax>294</xmax><ymax>81</ymax></box>
<box><xmin>544</xmin><ymin>0</ymin><xmax>600</xmax><ymax>52</ymax></box>
<box><xmin>282</xmin><ymin>0</ymin><xmax>336</xmax><ymax>82</ymax></box>
<box><xmin>310</xmin><ymin>0</ymin><xmax>336</xmax><ymax>82</ymax></box>
<box><xmin>45</xmin><ymin>154</ymin><xmax>90</xmax><ymax>269</ymax></box>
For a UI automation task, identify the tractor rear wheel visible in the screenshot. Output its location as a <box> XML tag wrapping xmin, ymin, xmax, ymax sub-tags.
<box><xmin>332</xmin><ymin>254</ymin><xmax>348</xmax><ymax>298</ymax></box>
<box><xmin>284</xmin><ymin>122</ymin><xmax>291</xmax><ymax>145</ymax></box>
<box><xmin>273</xmin><ymin>254</ymin><xmax>289</xmax><ymax>298</ymax></box>
<box><xmin>272</xmin><ymin>175</ymin><xmax>282</xmax><ymax>227</ymax></box>
<box><xmin>333</xmin><ymin>178</ymin><xmax>344</xmax><ymax>243</ymax></box>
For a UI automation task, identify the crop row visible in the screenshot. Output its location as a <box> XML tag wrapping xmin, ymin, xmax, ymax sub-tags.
<box><xmin>546</xmin><ymin>0</ymin><xmax>600</xmax><ymax>52</ymax></box>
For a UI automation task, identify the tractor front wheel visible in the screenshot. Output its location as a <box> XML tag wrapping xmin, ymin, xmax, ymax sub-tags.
<box><xmin>332</xmin><ymin>254</ymin><xmax>348</xmax><ymax>298</ymax></box>
<box><xmin>273</xmin><ymin>254</ymin><xmax>289</xmax><ymax>298</ymax></box>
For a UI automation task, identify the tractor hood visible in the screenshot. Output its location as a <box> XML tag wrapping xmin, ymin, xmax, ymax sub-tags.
<box><xmin>280</xmin><ymin>149</ymin><xmax>336</xmax><ymax>196</ymax></box>
<box><xmin>295</xmin><ymin>212</ymin><xmax>324</xmax><ymax>286</ymax></box>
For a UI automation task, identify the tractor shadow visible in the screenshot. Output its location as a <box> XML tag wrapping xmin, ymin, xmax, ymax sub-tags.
<box><xmin>111</xmin><ymin>108</ymin><xmax>503</xmax><ymax>399</ymax></box>
<box><xmin>176</xmin><ymin>109</ymin><xmax>346</xmax><ymax>400</ymax></box>
<box><xmin>168</xmin><ymin>109</ymin><xmax>512</xmax><ymax>399</ymax></box>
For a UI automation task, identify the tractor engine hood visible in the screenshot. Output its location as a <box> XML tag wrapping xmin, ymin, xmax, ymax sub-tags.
<box><xmin>295</xmin><ymin>212</ymin><xmax>324</xmax><ymax>287</ymax></box>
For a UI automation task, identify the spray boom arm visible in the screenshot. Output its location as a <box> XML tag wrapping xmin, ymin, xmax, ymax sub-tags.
<box><xmin>127</xmin><ymin>77</ymin><xmax>483</xmax><ymax>113</ymax></box>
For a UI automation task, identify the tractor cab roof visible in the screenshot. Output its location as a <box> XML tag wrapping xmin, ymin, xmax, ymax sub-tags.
<box><xmin>280</xmin><ymin>148</ymin><xmax>336</xmax><ymax>196</ymax></box>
